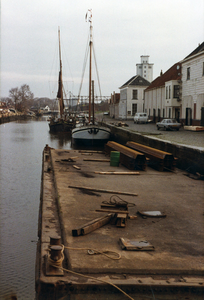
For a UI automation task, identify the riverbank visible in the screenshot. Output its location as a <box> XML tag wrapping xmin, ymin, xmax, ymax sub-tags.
<box><xmin>0</xmin><ymin>113</ymin><xmax>34</xmax><ymax>124</ymax></box>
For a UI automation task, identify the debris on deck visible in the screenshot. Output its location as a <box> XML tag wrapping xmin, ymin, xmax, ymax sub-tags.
<box><xmin>36</xmin><ymin>145</ymin><xmax>204</xmax><ymax>300</ymax></box>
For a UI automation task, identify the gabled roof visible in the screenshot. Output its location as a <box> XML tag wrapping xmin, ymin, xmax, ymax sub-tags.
<box><xmin>146</xmin><ymin>62</ymin><xmax>181</xmax><ymax>91</ymax></box>
<box><xmin>120</xmin><ymin>75</ymin><xmax>150</xmax><ymax>89</ymax></box>
<box><xmin>184</xmin><ymin>41</ymin><xmax>204</xmax><ymax>59</ymax></box>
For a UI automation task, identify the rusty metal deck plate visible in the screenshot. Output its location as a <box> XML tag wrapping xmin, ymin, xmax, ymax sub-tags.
<box><xmin>36</xmin><ymin>146</ymin><xmax>204</xmax><ymax>299</ymax></box>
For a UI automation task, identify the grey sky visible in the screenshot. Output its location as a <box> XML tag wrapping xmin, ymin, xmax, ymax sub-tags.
<box><xmin>1</xmin><ymin>0</ymin><xmax>204</xmax><ymax>99</ymax></box>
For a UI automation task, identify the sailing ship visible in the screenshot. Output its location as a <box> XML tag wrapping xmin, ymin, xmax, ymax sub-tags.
<box><xmin>49</xmin><ymin>28</ymin><xmax>76</xmax><ymax>132</ymax></box>
<box><xmin>72</xmin><ymin>11</ymin><xmax>110</xmax><ymax>145</ymax></box>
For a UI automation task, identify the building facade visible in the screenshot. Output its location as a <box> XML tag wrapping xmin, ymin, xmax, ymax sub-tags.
<box><xmin>109</xmin><ymin>92</ymin><xmax>120</xmax><ymax>118</ymax></box>
<box><xmin>181</xmin><ymin>43</ymin><xmax>204</xmax><ymax>125</ymax></box>
<box><xmin>144</xmin><ymin>42</ymin><xmax>204</xmax><ymax>125</ymax></box>
<box><xmin>144</xmin><ymin>63</ymin><xmax>182</xmax><ymax>123</ymax></box>
<box><xmin>119</xmin><ymin>75</ymin><xmax>150</xmax><ymax>119</ymax></box>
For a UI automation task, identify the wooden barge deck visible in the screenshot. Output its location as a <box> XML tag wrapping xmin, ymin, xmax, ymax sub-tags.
<box><xmin>36</xmin><ymin>145</ymin><xmax>204</xmax><ymax>300</ymax></box>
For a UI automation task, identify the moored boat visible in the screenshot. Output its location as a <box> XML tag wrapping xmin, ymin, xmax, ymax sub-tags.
<box><xmin>49</xmin><ymin>28</ymin><xmax>76</xmax><ymax>133</ymax></box>
<box><xmin>72</xmin><ymin>124</ymin><xmax>110</xmax><ymax>145</ymax></box>
<box><xmin>72</xmin><ymin>10</ymin><xmax>110</xmax><ymax>145</ymax></box>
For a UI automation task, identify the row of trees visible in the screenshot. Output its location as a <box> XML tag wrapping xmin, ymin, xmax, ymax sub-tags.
<box><xmin>9</xmin><ymin>84</ymin><xmax>34</xmax><ymax>112</ymax></box>
<box><xmin>3</xmin><ymin>84</ymin><xmax>109</xmax><ymax>113</ymax></box>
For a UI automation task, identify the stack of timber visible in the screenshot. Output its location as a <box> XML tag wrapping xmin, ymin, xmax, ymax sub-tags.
<box><xmin>184</xmin><ymin>126</ymin><xmax>204</xmax><ymax>131</ymax></box>
<box><xmin>126</xmin><ymin>141</ymin><xmax>176</xmax><ymax>171</ymax></box>
<box><xmin>105</xmin><ymin>141</ymin><xmax>147</xmax><ymax>170</ymax></box>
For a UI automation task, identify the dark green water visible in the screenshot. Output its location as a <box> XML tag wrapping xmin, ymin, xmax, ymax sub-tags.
<box><xmin>0</xmin><ymin>117</ymin><xmax>72</xmax><ymax>300</ymax></box>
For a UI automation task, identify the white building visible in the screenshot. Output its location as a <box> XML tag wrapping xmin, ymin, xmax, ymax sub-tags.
<box><xmin>119</xmin><ymin>75</ymin><xmax>150</xmax><ymax>119</ymax></box>
<box><xmin>145</xmin><ymin>62</ymin><xmax>182</xmax><ymax>122</ymax></box>
<box><xmin>136</xmin><ymin>55</ymin><xmax>154</xmax><ymax>83</ymax></box>
<box><xmin>181</xmin><ymin>42</ymin><xmax>204</xmax><ymax>125</ymax></box>
<box><xmin>144</xmin><ymin>42</ymin><xmax>204</xmax><ymax>125</ymax></box>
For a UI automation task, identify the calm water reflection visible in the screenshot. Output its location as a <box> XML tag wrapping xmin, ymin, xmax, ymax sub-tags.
<box><xmin>0</xmin><ymin>117</ymin><xmax>72</xmax><ymax>300</ymax></box>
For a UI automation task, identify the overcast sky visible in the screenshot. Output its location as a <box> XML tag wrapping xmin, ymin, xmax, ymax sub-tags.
<box><xmin>1</xmin><ymin>0</ymin><xmax>204</xmax><ymax>99</ymax></box>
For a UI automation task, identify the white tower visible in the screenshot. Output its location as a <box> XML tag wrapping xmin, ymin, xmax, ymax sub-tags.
<box><xmin>136</xmin><ymin>55</ymin><xmax>153</xmax><ymax>82</ymax></box>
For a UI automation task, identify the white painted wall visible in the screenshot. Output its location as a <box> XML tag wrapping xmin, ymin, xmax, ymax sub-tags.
<box><xmin>119</xmin><ymin>85</ymin><xmax>148</xmax><ymax>117</ymax></box>
<box><xmin>136</xmin><ymin>56</ymin><xmax>154</xmax><ymax>82</ymax></box>
<box><xmin>182</xmin><ymin>53</ymin><xmax>204</xmax><ymax>120</ymax></box>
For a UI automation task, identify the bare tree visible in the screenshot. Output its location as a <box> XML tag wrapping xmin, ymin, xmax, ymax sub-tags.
<box><xmin>9</xmin><ymin>84</ymin><xmax>34</xmax><ymax>112</ymax></box>
<box><xmin>9</xmin><ymin>87</ymin><xmax>20</xmax><ymax>110</ymax></box>
<box><xmin>19</xmin><ymin>84</ymin><xmax>34</xmax><ymax>111</ymax></box>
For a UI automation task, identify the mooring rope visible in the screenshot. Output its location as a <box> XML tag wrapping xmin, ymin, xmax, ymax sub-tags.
<box><xmin>47</xmin><ymin>244</ymin><xmax>121</xmax><ymax>261</ymax></box>
<box><xmin>65</xmin><ymin>245</ymin><xmax>121</xmax><ymax>260</ymax></box>
<box><xmin>46</xmin><ymin>244</ymin><xmax>135</xmax><ymax>300</ymax></box>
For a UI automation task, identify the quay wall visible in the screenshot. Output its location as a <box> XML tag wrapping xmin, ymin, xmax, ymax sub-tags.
<box><xmin>103</xmin><ymin>123</ymin><xmax>204</xmax><ymax>174</ymax></box>
<box><xmin>0</xmin><ymin>114</ymin><xmax>29</xmax><ymax>124</ymax></box>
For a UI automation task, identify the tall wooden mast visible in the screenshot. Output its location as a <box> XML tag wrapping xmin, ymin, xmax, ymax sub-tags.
<box><xmin>88</xmin><ymin>10</ymin><xmax>93</xmax><ymax>123</ymax></box>
<box><xmin>57</xmin><ymin>27</ymin><xmax>64</xmax><ymax>118</ymax></box>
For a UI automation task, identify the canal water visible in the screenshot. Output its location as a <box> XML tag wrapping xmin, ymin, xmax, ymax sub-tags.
<box><xmin>0</xmin><ymin>117</ymin><xmax>72</xmax><ymax>300</ymax></box>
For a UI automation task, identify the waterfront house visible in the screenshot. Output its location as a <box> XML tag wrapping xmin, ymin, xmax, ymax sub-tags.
<box><xmin>109</xmin><ymin>92</ymin><xmax>120</xmax><ymax>118</ymax></box>
<box><xmin>119</xmin><ymin>75</ymin><xmax>150</xmax><ymax>119</ymax></box>
<box><xmin>144</xmin><ymin>62</ymin><xmax>182</xmax><ymax>123</ymax></box>
<box><xmin>181</xmin><ymin>42</ymin><xmax>204</xmax><ymax>126</ymax></box>
<box><xmin>144</xmin><ymin>42</ymin><xmax>204</xmax><ymax>125</ymax></box>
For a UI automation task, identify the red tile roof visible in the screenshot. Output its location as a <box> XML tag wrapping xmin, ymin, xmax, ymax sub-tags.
<box><xmin>146</xmin><ymin>62</ymin><xmax>182</xmax><ymax>91</ymax></box>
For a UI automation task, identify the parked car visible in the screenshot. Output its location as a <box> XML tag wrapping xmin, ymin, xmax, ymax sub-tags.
<box><xmin>134</xmin><ymin>112</ymin><xmax>148</xmax><ymax>124</ymax></box>
<box><xmin>156</xmin><ymin>119</ymin><xmax>181</xmax><ymax>131</ymax></box>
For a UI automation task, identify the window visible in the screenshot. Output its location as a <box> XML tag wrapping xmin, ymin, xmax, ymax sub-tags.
<box><xmin>203</xmin><ymin>62</ymin><xmax>204</xmax><ymax>76</ymax></box>
<box><xmin>174</xmin><ymin>85</ymin><xmax>180</xmax><ymax>98</ymax></box>
<box><xmin>163</xmin><ymin>108</ymin><xmax>165</xmax><ymax>118</ymax></box>
<box><xmin>187</xmin><ymin>67</ymin><xmax>190</xmax><ymax>80</ymax></box>
<box><xmin>169</xmin><ymin>86</ymin><xmax>171</xmax><ymax>99</ymax></box>
<box><xmin>132</xmin><ymin>90</ymin><xmax>138</xmax><ymax>99</ymax></box>
<box><xmin>166</xmin><ymin>86</ymin><xmax>168</xmax><ymax>99</ymax></box>
<box><xmin>132</xmin><ymin>104</ymin><xmax>137</xmax><ymax>115</ymax></box>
